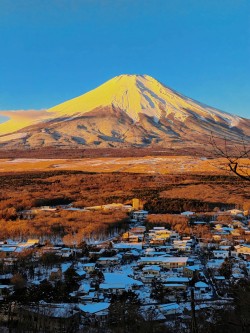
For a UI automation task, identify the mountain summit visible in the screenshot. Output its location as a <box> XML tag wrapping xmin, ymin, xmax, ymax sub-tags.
<box><xmin>0</xmin><ymin>74</ymin><xmax>249</xmax><ymax>149</ymax></box>
<box><xmin>48</xmin><ymin>74</ymin><xmax>240</xmax><ymax>125</ymax></box>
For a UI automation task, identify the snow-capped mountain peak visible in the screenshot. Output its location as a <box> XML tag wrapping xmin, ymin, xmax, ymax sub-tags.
<box><xmin>0</xmin><ymin>74</ymin><xmax>249</xmax><ymax>149</ymax></box>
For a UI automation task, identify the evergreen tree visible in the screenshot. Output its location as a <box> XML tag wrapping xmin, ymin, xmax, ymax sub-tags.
<box><xmin>108</xmin><ymin>290</ymin><xmax>142</xmax><ymax>333</ymax></box>
<box><xmin>150</xmin><ymin>278</ymin><xmax>166</xmax><ymax>303</ymax></box>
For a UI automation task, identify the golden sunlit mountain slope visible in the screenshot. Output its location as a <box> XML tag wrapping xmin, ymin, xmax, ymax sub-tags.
<box><xmin>0</xmin><ymin>110</ymin><xmax>48</xmax><ymax>135</ymax></box>
<box><xmin>0</xmin><ymin>74</ymin><xmax>249</xmax><ymax>149</ymax></box>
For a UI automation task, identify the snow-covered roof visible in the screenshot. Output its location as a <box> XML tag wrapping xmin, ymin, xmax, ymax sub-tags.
<box><xmin>158</xmin><ymin>303</ymin><xmax>180</xmax><ymax>311</ymax></box>
<box><xmin>98</xmin><ymin>257</ymin><xmax>119</xmax><ymax>261</ymax></box>
<box><xmin>76</xmin><ymin>269</ymin><xmax>86</xmax><ymax>277</ymax></box>
<box><xmin>185</xmin><ymin>265</ymin><xmax>200</xmax><ymax>271</ymax></box>
<box><xmin>207</xmin><ymin>259</ymin><xmax>224</xmax><ymax>268</ymax></box>
<box><xmin>165</xmin><ymin>277</ymin><xmax>190</xmax><ymax>283</ymax></box>
<box><xmin>0</xmin><ymin>247</ymin><xmax>16</xmax><ymax>252</ymax></box>
<box><xmin>138</xmin><ymin>256</ymin><xmax>188</xmax><ymax>263</ymax></box>
<box><xmin>133</xmin><ymin>210</ymin><xmax>148</xmax><ymax>214</ymax></box>
<box><xmin>61</xmin><ymin>263</ymin><xmax>71</xmax><ymax>273</ymax></box>
<box><xmin>213</xmin><ymin>250</ymin><xmax>229</xmax><ymax>253</ymax></box>
<box><xmin>113</xmin><ymin>242</ymin><xmax>142</xmax><ymax>250</ymax></box>
<box><xmin>163</xmin><ymin>283</ymin><xmax>186</xmax><ymax>288</ymax></box>
<box><xmin>102</xmin><ymin>273</ymin><xmax>143</xmax><ymax>288</ymax></box>
<box><xmin>100</xmin><ymin>283</ymin><xmax>126</xmax><ymax>290</ymax></box>
<box><xmin>78</xmin><ymin>283</ymin><xmax>91</xmax><ymax>293</ymax></box>
<box><xmin>181</xmin><ymin>211</ymin><xmax>194</xmax><ymax>216</ymax></box>
<box><xmin>195</xmin><ymin>281</ymin><xmax>209</xmax><ymax>288</ymax></box>
<box><xmin>214</xmin><ymin>276</ymin><xmax>225</xmax><ymax>280</ymax></box>
<box><xmin>0</xmin><ymin>285</ymin><xmax>13</xmax><ymax>289</ymax></box>
<box><xmin>142</xmin><ymin>265</ymin><xmax>161</xmax><ymax>271</ymax></box>
<box><xmin>78</xmin><ymin>302</ymin><xmax>110</xmax><ymax>314</ymax></box>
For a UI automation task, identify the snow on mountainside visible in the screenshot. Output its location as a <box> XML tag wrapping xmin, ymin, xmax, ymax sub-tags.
<box><xmin>48</xmin><ymin>74</ymin><xmax>239</xmax><ymax>126</ymax></box>
<box><xmin>0</xmin><ymin>74</ymin><xmax>249</xmax><ymax>149</ymax></box>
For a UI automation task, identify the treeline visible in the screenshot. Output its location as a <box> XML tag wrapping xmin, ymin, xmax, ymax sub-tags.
<box><xmin>0</xmin><ymin>170</ymin><xmax>247</xmax><ymax>240</ymax></box>
<box><xmin>0</xmin><ymin>146</ymin><xmax>208</xmax><ymax>159</ymax></box>
<box><xmin>144</xmin><ymin>198</ymin><xmax>233</xmax><ymax>214</ymax></box>
<box><xmin>0</xmin><ymin>210</ymin><xmax>129</xmax><ymax>244</ymax></box>
<box><xmin>146</xmin><ymin>214</ymin><xmax>190</xmax><ymax>234</ymax></box>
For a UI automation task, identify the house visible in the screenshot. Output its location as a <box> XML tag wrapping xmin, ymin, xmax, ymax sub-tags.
<box><xmin>128</xmin><ymin>234</ymin><xmax>140</xmax><ymax>243</ymax></box>
<box><xmin>79</xmin><ymin>291</ymin><xmax>101</xmax><ymax>303</ymax></box>
<box><xmin>18</xmin><ymin>303</ymin><xmax>80</xmax><ymax>333</ymax></box>
<box><xmin>158</xmin><ymin>303</ymin><xmax>182</xmax><ymax>316</ymax></box>
<box><xmin>235</xmin><ymin>244</ymin><xmax>250</xmax><ymax>256</ymax></box>
<box><xmin>141</xmin><ymin>265</ymin><xmax>161</xmax><ymax>283</ymax></box>
<box><xmin>112</xmin><ymin>242</ymin><xmax>143</xmax><ymax>252</ymax></box>
<box><xmin>213</xmin><ymin>250</ymin><xmax>229</xmax><ymax>259</ymax></box>
<box><xmin>173</xmin><ymin>240</ymin><xmax>192</xmax><ymax>252</ymax></box>
<box><xmin>213</xmin><ymin>275</ymin><xmax>227</xmax><ymax>290</ymax></box>
<box><xmin>0</xmin><ymin>246</ymin><xmax>17</xmax><ymax>258</ymax></box>
<box><xmin>99</xmin><ymin>283</ymin><xmax>127</xmax><ymax>295</ymax></box>
<box><xmin>183</xmin><ymin>265</ymin><xmax>201</xmax><ymax>278</ymax></box>
<box><xmin>144</xmin><ymin>250</ymin><xmax>167</xmax><ymax>257</ymax></box>
<box><xmin>150</xmin><ymin>238</ymin><xmax>166</xmax><ymax>246</ymax></box>
<box><xmin>195</xmin><ymin>281</ymin><xmax>210</xmax><ymax>293</ymax></box>
<box><xmin>207</xmin><ymin>259</ymin><xmax>224</xmax><ymax>273</ymax></box>
<box><xmin>97</xmin><ymin>257</ymin><xmax>120</xmax><ymax>266</ymax></box>
<box><xmin>130</xmin><ymin>226</ymin><xmax>146</xmax><ymax>234</ymax></box>
<box><xmin>170</xmin><ymin>232</ymin><xmax>180</xmax><ymax>240</ymax></box>
<box><xmin>82</xmin><ymin>263</ymin><xmax>96</xmax><ymax>273</ymax></box>
<box><xmin>132</xmin><ymin>210</ymin><xmax>148</xmax><ymax>221</ymax></box>
<box><xmin>165</xmin><ymin>277</ymin><xmax>190</xmax><ymax>285</ymax></box>
<box><xmin>79</xmin><ymin>302</ymin><xmax>110</xmax><ymax>324</ymax></box>
<box><xmin>181</xmin><ymin>211</ymin><xmax>194</xmax><ymax>216</ymax></box>
<box><xmin>232</xmin><ymin>273</ymin><xmax>245</xmax><ymax>280</ymax></box>
<box><xmin>77</xmin><ymin>283</ymin><xmax>91</xmax><ymax>297</ymax></box>
<box><xmin>230</xmin><ymin>230</ymin><xmax>241</xmax><ymax>237</ymax></box>
<box><xmin>123</xmin><ymin>250</ymin><xmax>140</xmax><ymax>260</ymax></box>
<box><xmin>148</xmin><ymin>228</ymin><xmax>171</xmax><ymax>240</ymax></box>
<box><xmin>100</xmin><ymin>273</ymin><xmax>143</xmax><ymax>294</ymax></box>
<box><xmin>212</xmin><ymin>235</ymin><xmax>222</xmax><ymax>241</ymax></box>
<box><xmin>122</xmin><ymin>232</ymin><xmax>138</xmax><ymax>242</ymax></box>
<box><xmin>138</xmin><ymin>256</ymin><xmax>189</xmax><ymax>269</ymax></box>
<box><xmin>60</xmin><ymin>248</ymin><xmax>73</xmax><ymax>258</ymax></box>
<box><xmin>0</xmin><ymin>273</ymin><xmax>13</xmax><ymax>284</ymax></box>
<box><xmin>75</xmin><ymin>268</ymin><xmax>87</xmax><ymax>279</ymax></box>
<box><xmin>88</xmin><ymin>248</ymin><xmax>105</xmax><ymax>259</ymax></box>
<box><xmin>163</xmin><ymin>283</ymin><xmax>187</xmax><ymax>291</ymax></box>
<box><xmin>15</xmin><ymin>239</ymin><xmax>39</xmax><ymax>252</ymax></box>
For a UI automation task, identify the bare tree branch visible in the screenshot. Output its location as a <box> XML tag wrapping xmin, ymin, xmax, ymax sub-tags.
<box><xmin>210</xmin><ymin>133</ymin><xmax>250</xmax><ymax>181</ymax></box>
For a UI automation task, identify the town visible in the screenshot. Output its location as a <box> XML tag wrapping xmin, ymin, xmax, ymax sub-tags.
<box><xmin>0</xmin><ymin>198</ymin><xmax>250</xmax><ymax>332</ymax></box>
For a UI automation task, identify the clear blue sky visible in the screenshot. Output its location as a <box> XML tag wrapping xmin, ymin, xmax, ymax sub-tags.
<box><xmin>0</xmin><ymin>0</ymin><xmax>249</xmax><ymax>120</ymax></box>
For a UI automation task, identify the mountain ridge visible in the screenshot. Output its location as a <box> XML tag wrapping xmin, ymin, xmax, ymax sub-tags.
<box><xmin>0</xmin><ymin>74</ymin><xmax>249</xmax><ymax>149</ymax></box>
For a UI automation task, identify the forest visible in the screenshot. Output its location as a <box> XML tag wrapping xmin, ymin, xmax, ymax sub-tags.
<box><xmin>0</xmin><ymin>170</ymin><xmax>249</xmax><ymax>241</ymax></box>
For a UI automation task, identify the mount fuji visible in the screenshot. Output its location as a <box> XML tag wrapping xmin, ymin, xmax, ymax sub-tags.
<box><xmin>0</xmin><ymin>74</ymin><xmax>249</xmax><ymax>149</ymax></box>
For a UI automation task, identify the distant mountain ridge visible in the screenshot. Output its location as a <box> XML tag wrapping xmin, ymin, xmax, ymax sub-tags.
<box><xmin>0</xmin><ymin>74</ymin><xmax>249</xmax><ymax>149</ymax></box>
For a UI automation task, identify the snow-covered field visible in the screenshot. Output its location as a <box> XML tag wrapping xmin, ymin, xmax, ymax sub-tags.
<box><xmin>0</xmin><ymin>156</ymin><xmax>231</xmax><ymax>175</ymax></box>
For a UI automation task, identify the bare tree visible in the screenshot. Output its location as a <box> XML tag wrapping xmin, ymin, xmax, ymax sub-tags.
<box><xmin>210</xmin><ymin>134</ymin><xmax>250</xmax><ymax>181</ymax></box>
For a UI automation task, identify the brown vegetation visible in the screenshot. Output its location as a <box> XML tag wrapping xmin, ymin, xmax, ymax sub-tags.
<box><xmin>0</xmin><ymin>169</ymin><xmax>249</xmax><ymax>241</ymax></box>
<box><xmin>0</xmin><ymin>147</ymin><xmax>206</xmax><ymax>159</ymax></box>
<box><xmin>0</xmin><ymin>209</ymin><xmax>128</xmax><ymax>243</ymax></box>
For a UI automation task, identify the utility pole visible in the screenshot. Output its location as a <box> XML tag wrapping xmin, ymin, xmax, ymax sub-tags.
<box><xmin>190</xmin><ymin>287</ymin><xmax>198</xmax><ymax>333</ymax></box>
